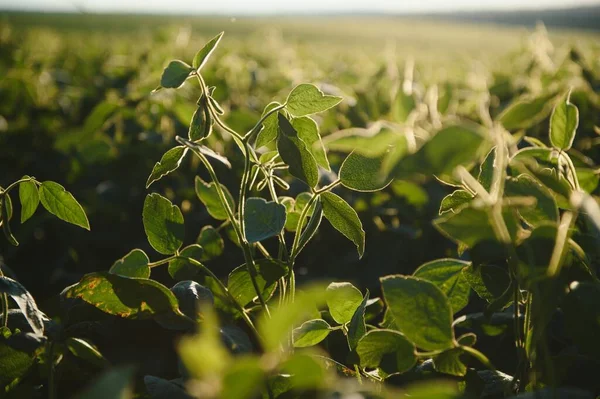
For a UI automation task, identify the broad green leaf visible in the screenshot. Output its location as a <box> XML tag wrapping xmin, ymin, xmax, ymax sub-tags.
<box><xmin>192</xmin><ymin>32</ymin><xmax>224</xmax><ymax>70</ymax></box>
<box><xmin>39</xmin><ymin>181</ymin><xmax>90</xmax><ymax>230</ymax></box>
<box><xmin>66</xmin><ymin>337</ymin><xmax>109</xmax><ymax>368</ymax></box>
<box><xmin>339</xmin><ymin>151</ymin><xmax>392</xmax><ymax>192</ymax></box>
<box><xmin>244</xmin><ymin>198</ymin><xmax>286</xmax><ymax>243</ymax></box>
<box><xmin>277</xmin><ymin>114</ymin><xmax>319</xmax><ymax>188</ymax></box>
<box><xmin>439</xmin><ymin>190</ymin><xmax>473</xmax><ymax>215</ymax></box>
<box><xmin>74</xmin><ymin>365</ymin><xmax>135</xmax><ymax>399</ymax></box>
<box><xmin>291</xmin><ymin>116</ymin><xmax>330</xmax><ymax>171</ymax></box>
<box><xmin>195</xmin><ymin>176</ymin><xmax>235</xmax><ymax>221</ymax></box>
<box><xmin>64</xmin><ymin>272</ymin><xmax>186</xmax><ymax>320</ymax></box>
<box><xmin>549</xmin><ymin>91</ymin><xmax>579</xmax><ymax>151</ymax></box>
<box><xmin>434</xmin><ymin>205</ymin><xmax>518</xmax><ymax>248</ymax></box>
<box><xmin>146</xmin><ymin>146</ymin><xmax>188</xmax><ymax>188</ymax></box>
<box><xmin>109</xmin><ymin>249</ymin><xmax>150</xmax><ymax>279</ymax></box>
<box><xmin>255</xmin><ymin>102</ymin><xmax>281</xmax><ymax>148</ymax></box>
<box><xmin>392</xmin><ymin>125</ymin><xmax>485</xmax><ymax>179</ymax></box>
<box><xmin>142</xmin><ymin>193</ymin><xmax>185</xmax><ymax>255</ymax></box>
<box><xmin>326</xmin><ymin>282</ymin><xmax>363</xmax><ymax>325</ymax></box>
<box><xmin>324</xmin><ymin>127</ymin><xmax>406</xmax><ymax>157</ymax></box>
<box><xmin>391</xmin><ymin>88</ymin><xmax>416</xmax><ymax>123</ymax></box>
<box><xmin>18</xmin><ymin>176</ymin><xmax>39</xmax><ymax>223</ymax></box>
<box><xmin>381</xmin><ymin>275</ymin><xmax>454</xmax><ymax>351</ymax></box>
<box><xmin>347</xmin><ymin>290</ymin><xmax>369</xmax><ymax>350</ymax></box>
<box><xmin>196</xmin><ymin>225</ymin><xmax>224</xmax><ymax>261</ymax></box>
<box><xmin>168</xmin><ymin>244</ymin><xmax>205</xmax><ymax>281</ymax></box>
<box><xmin>160</xmin><ymin>60</ymin><xmax>193</xmax><ymax>89</ymax></box>
<box><xmin>478</xmin><ymin>147</ymin><xmax>496</xmax><ymax>192</ymax></box>
<box><xmin>285</xmin><ymin>84</ymin><xmax>342</xmax><ymax>117</ymax></box>
<box><xmin>189</xmin><ymin>101</ymin><xmax>213</xmax><ymax>141</ymax></box>
<box><xmin>498</xmin><ymin>94</ymin><xmax>554</xmax><ymax>131</ymax></box>
<box><xmin>228</xmin><ymin>259</ymin><xmax>287</xmax><ymax>307</ymax></box>
<box><xmin>356</xmin><ymin>329</ymin><xmax>416</xmax><ymax>374</ymax></box>
<box><xmin>433</xmin><ymin>348</ymin><xmax>467</xmax><ymax>376</ymax></box>
<box><xmin>0</xmin><ymin>276</ymin><xmax>45</xmax><ymax>335</ymax></box>
<box><xmin>413</xmin><ymin>259</ymin><xmax>471</xmax><ymax>314</ymax></box>
<box><xmin>0</xmin><ymin>340</ymin><xmax>33</xmax><ymax>389</ymax></box>
<box><xmin>505</xmin><ymin>174</ymin><xmax>558</xmax><ymax>226</ymax></box>
<box><xmin>293</xmin><ymin>319</ymin><xmax>332</xmax><ymax>348</ymax></box>
<box><xmin>321</xmin><ymin>192</ymin><xmax>365</xmax><ymax>258</ymax></box>
<box><xmin>462</xmin><ymin>264</ymin><xmax>511</xmax><ymax>304</ymax></box>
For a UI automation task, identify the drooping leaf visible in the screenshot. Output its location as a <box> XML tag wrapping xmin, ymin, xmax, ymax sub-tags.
<box><xmin>228</xmin><ymin>259</ymin><xmax>288</xmax><ymax>307</ymax></box>
<box><xmin>74</xmin><ymin>365</ymin><xmax>135</xmax><ymax>399</ymax></box>
<box><xmin>196</xmin><ymin>225</ymin><xmax>224</xmax><ymax>260</ymax></box>
<box><xmin>356</xmin><ymin>329</ymin><xmax>416</xmax><ymax>374</ymax></box>
<box><xmin>339</xmin><ymin>151</ymin><xmax>392</xmax><ymax>192</ymax></box>
<box><xmin>195</xmin><ymin>176</ymin><xmax>235</xmax><ymax>221</ymax></box>
<box><xmin>66</xmin><ymin>337</ymin><xmax>109</xmax><ymax>368</ymax></box>
<box><xmin>39</xmin><ymin>181</ymin><xmax>90</xmax><ymax>230</ymax></box>
<box><xmin>381</xmin><ymin>275</ymin><xmax>454</xmax><ymax>351</ymax></box>
<box><xmin>549</xmin><ymin>91</ymin><xmax>579</xmax><ymax>151</ymax></box>
<box><xmin>277</xmin><ymin>114</ymin><xmax>319</xmax><ymax>188</ymax></box>
<box><xmin>18</xmin><ymin>176</ymin><xmax>39</xmax><ymax>223</ymax></box>
<box><xmin>160</xmin><ymin>60</ymin><xmax>193</xmax><ymax>89</ymax></box>
<box><xmin>255</xmin><ymin>102</ymin><xmax>281</xmax><ymax>148</ymax></box>
<box><xmin>325</xmin><ymin>282</ymin><xmax>363</xmax><ymax>325</ymax></box>
<box><xmin>347</xmin><ymin>290</ymin><xmax>369</xmax><ymax>350</ymax></box>
<box><xmin>392</xmin><ymin>125</ymin><xmax>485</xmax><ymax>179</ymax></box>
<box><xmin>439</xmin><ymin>190</ymin><xmax>473</xmax><ymax>215</ymax></box>
<box><xmin>293</xmin><ymin>319</ymin><xmax>332</xmax><ymax>348</ymax></box>
<box><xmin>146</xmin><ymin>146</ymin><xmax>188</xmax><ymax>188</ymax></box>
<box><xmin>181</xmin><ymin>138</ymin><xmax>231</xmax><ymax>168</ymax></box>
<box><xmin>109</xmin><ymin>249</ymin><xmax>151</xmax><ymax>279</ymax></box>
<box><xmin>1</xmin><ymin>194</ymin><xmax>17</xmax><ymax>246</ymax></box>
<box><xmin>244</xmin><ymin>197</ymin><xmax>286</xmax><ymax>243</ymax></box>
<box><xmin>291</xmin><ymin>116</ymin><xmax>330</xmax><ymax>171</ymax></box>
<box><xmin>0</xmin><ymin>339</ymin><xmax>34</xmax><ymax>389</ymax></box>
<box><xmin>192</xmin><ymin>32</ymin><xmax>224</xmax><ymax>70</ymax></box>
<box><xmin>286</xmin><ymin>84</ymin><xmax>342</xmax><ymax>117</ymax></box>
<box><xmin>413</xmin><ymin>259</ymin><xmax>471</xmax><ymax>314</ymax></box>
<box><xmin>64</xmin><ymin>272</ymin><xmax>186</xmax><ymax>320</ymax></box>
<box><xmin>142</xmin><ymin>193</ymin><xmax>185</xmax><ymax>255</ymax></box>
<box><xmin>321</xmin><ymin>192</ymin><xmax>365</xmax><ymax>258</ymax></box>
<box><xmin>0</xmin><ymin>276</ymin><xmax>45</xmax><ymax>335</ymax></box>
<box><xmin>168</xmin><ymin>244</ymin><xmax>205</xmax><ymax>281</ymax></box>
<box><xmin>189</xmin><ymin>100</ymin><xmax>213</xmax><ymax>141</ymax></box>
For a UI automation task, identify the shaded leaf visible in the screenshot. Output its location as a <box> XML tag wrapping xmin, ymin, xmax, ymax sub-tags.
<box><xmin>244</xmin><ymin>198</ymin><xmax>286</xmax><ymax>243</ymax></box>
<box><xmin>160</xmin><ymin>60</ymin><xmax>193</xmax><ymax>89</ymax></box>
<box><xmin>321</xmin><ymin>192</ymin><xmax>365</xmax><ymax>258</ymax></box>
<box><xmin>439</xmin><ymin>190</ymin><xmax>473</xmax><ymax>215</ymax></box>
<box><xmin>255</xmin><ymin>102</ymin><xmax>281</xmax><ymax>148</ymax></box>
<box><xmin>196</xmin><ymin>225</ymin><xmax>224</xmax><ymax>261</ymax></box>
<box><xmin>66</xmin><ymin>337</ymin><xmax>109</xmax><ymax>368</ymax></box>
<box><xmin>74</xmin><ymin>365</ymin><xmax>135</xmax><ymax>399</ymax></box>
<box><xmin>143</xmin><ymin>193</ymin><xmax>185</xmax><ymax>255</ymax></box>
<box><xmin>168</xmin><ymin>245</ymin><xmax>205</xmax><ymax>281</ymax></box>
<box><xmin>340</xmin><ymin>151</ymin><xmax>392</xmax><ymax>192</ymax></box>
<box><xmin>291</xmin><ymin>116</ymin><xmax>330</xmax><ymax>171</ymax></box>
<box><xmin>0</xmin><ymin>276</ymin><xmax>45</xmax><ymax>335</ymax></box>
<box><xmin>293</xmin><ymin>319</ymin><xmax>332</xmax><ymax>348</ymax></box>
<box><xmin>413</xmin><ymin>259</ymin><xmax>471</xmax><ymax>314</ymax></box>
<box><xmin>277</xmin><ymin>114</ymin><xmax>319</xmax><ymax>188</ymax></box>
<box><xmin>195</xmin><ymin>176</ymin><xmax>235</xmax><ymax>221</ymax></box>
<box><xmin>347</xmin><ymin>290</ymin><xmax>369</xmax><ymax>350</ymax></box>
<box><xmin>356</xmin><ymin>329</ymin><xmax>416</xmax><ymax>374</ymax></box>
<box><xmin>228</xmin><ymin>259</ymin><xmax>287</xmax><ymax>307</ymax></box>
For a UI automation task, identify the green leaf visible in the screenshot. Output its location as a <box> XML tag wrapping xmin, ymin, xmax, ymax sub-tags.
<box><xmin>244</xmin><ymin>197</ymin><xmax>286</xmax><ymax>243</ymax></box>
<box><xmin>146</xmin><ymin>146</ymin><xmax>188</xmax><ymax>188</ymax></box>
<box><xmin>74</xmin><ymin>365</ymin><xmax>135</xmax><ymax>399</ymax></box>
<box><xmin>295</xmin><ymin>198</ymin><xmax>323</xmax><ymax>256</ymax></box>
<box><xmin>109</xmin><ymin>249</ymin><xmax>150</xmax><ymax>279</ymax></box>
<box><xmin>356</xmin><ymin>329</ymin><xmax>416</xmax><ymax>374</ymax></box>
<box><xmin>66</xmin><ymin>337</ymin><xmax>109</xmax><ymax>368</ymax></box>
<box><xmin>293</xmin><ymin>319</ymin><xmax>332</xmax><ymax>348</ymax></box>
<box><xmin>64</xmin><ymin>272</ymin><xmax>186</xmax><ymax>320</ymax></box>
<box><xmin>347</xmin><ymin>290</ymin><xmax>369</xmax><ymax>350</ymax></box>
<box><xmin>505</xmin><ymin>174</ymin><xmax>558</xmax><ymax>226</ymax></box>
<box><xmin>18</xmin><ymin>176</ymin><xmax>39</xmax><ymax>223</ymax></box>
<box><xmin>192</xmin><ymin>32</ymin><xmax>224</xmax><ymax>70</ymax></box>
<box><xmin>0</xmin><ymin>276</ymin><xmax>45</xmax><ymax>335</ymax></box>
<box><xmin>478</xmin><ymin>147</ymin><xmax>496</xmax><ymax>192</ymax></box>
<box><xmin>321</xmin><ymin>192</ymin><xmax>365</xmax><ymax>258</ymax></box>
<box><xmin>462</xmin><ymin>264</ymin><xmax>511</xmax><ymax>304</ymax></box>
<box><xmin>168</xmin><ymin>244</ymin><xmax>205</xmax><ymax>281</ymax></box>
<box><xmin>285</xmin><ymin>84</ymin><xmax>342</xmax><ymax>117</ymax></box>
<box><xmin>498</xmin><ymin>94</ymin><xmax>554</xmax><ymax>131</ymax></box>
<box><xmin>325</xmin><ymin>282</ymin><xmax>363</xmax><ymax>325</ymax></box>
<box><xmin>39</xmin><ymin>181</ymin><xmax>90</xmax><ymax>230</ymax></box>
<box><xmin>255</xmin><ymin>102</ymin><xmax>281</xmax><ymax>148</ymax></box>
<box><xmin>381</xmin><ymin>275</ymin><xmax>454</xmax><ymax>351</ymax></box>
<box><xmin>142</xmin><ymin>193</ymin><xmax>185</xmax><ymax>255</ymax></box>
<box><xmin>291</xmin><ymin>116</ymin><xmax>330</xmax><ymax>171</ymax></box>
<box><xmin>391</xmin><ymin>125</ymin><xmax>485</xmax><ymax>179</ymax></box>
<box><xmin>413</xmin><ymin>259</ymin><xmax>471</xmax><ymax>314</ymax></box>
<box><xmin>277</xmin><ymin>114</ymin><xmax>319</xmax><ymax>188</ymax></box>
<box><xmin>170</xmin><ymin>280</ymin><xmax>214</xmax><ymax>320</ymax></box>
<box><xmin>0</xmin><ymin>340</ymin><xmax>33</xmax><ymax>389</ymax></box>
<box><xmin>227</xmin><ymin>259</ymin><xmax>288</xmax><ymax>307</ymax></box>
<box><xmin>433</xmin><ymin>348</ymin><xmax>467</xmax><ymax>376</ymax></box>
<box><xmin>1</xmin><ymin>194</ymin><xmax>17</xmax><ymax>246</ymax></box>
<box><xmin>323</xmin><ymin>127</ymin><xmax>406</xmax><ymax>157</ymax></box>
<box><xmin>160</xmin><ymin>60</ymin><xmax>193</xmax><ymax>89</ymax></box>
<box><xmin>391</xmin><ymin>89</ymin><xmax>416</xmax><ymax>123</ymax></box>
<box><xmin>195</xmin><ymin>176</ymin><xmax>235</xmax><ymax>221</ymax></box>
<box><xmin>439</xmin><ymin>190</ymin><xmax>473</xmax><ymax>215</ymax></box>
<box><xmin>196</xmin><ymin>225</ymin><xmax>224</xmax><ymax>261</ymax></box>
<box><xmin>339</xmin><ymin>151</ymin><xmax>392</xmax><ymax>192</ymax></box>
<box><xmin>181</xmin><ymin>138</ymin><xmax>231</xmax><ymax>168</ymax></box>
<box><xmin>549</xmin><ymin>91</ymin><xmax>579</xmax><ymax>151</ymax></box>
<box><xmin>189</xmin><ymin>101</ymin><xmax>213</xmax><ymax>141</ymax></box>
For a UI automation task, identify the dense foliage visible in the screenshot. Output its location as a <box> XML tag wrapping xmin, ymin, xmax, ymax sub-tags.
<box><xmin>1</xmin><ymin>17</ymin><xmax>600</xmax><ymax>399</ymax></box>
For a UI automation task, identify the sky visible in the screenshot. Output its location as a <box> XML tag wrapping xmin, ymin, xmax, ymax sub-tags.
<box><xmin>1</xmin><ymin>0</ymin><xmax>599</xmax><ymax>14</ymax></box>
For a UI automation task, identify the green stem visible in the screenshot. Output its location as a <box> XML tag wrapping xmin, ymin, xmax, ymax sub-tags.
<box><xmin>242</xmin><ymin>103</ymin><xmax>287</xmax><ymax>142</ymax></box>
<box><xmin>314</xmin><ymin>179</ymin><xmax>341</xmax><ymax>195</ymax></box>
<box><xmin>2</xmin><ymin>177</ymin><xmax>35</xmax><ymax>195</ymax></box>
<box><xmin>461</xmin><ymin>345</ymin><xmax>497</xmax><ymax>372</ymax></box>
<box><xmin>147</xmin><ymin>255</ymin><xmax>177</xmax><ymax>268</ymax></box>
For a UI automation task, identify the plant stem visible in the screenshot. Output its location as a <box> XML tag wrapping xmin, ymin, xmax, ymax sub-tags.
<box><xmin>461</xmin><ymin>345</ymin><xmax>497</xmax><ymax>372</ymax></box>
<box><xmin>314</xmin><ymin>179</ymin><xmax>341</xmax><ymax>195</ymax></box>
<box><xmin>147</xmin><ymin>255</ymin><xmax>177</xmax><ymax>268</ymax></box>
<box><xmin>1</xmin><ymin>177</ymin><xmax>35</xmax><ymax>195</ymax></box>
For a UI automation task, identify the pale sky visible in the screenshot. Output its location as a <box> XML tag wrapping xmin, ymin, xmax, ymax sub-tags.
<box><xmin>1</xmin><ymin>0</ymin><xmax>599</xmax><ymax>14</ymax></box>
